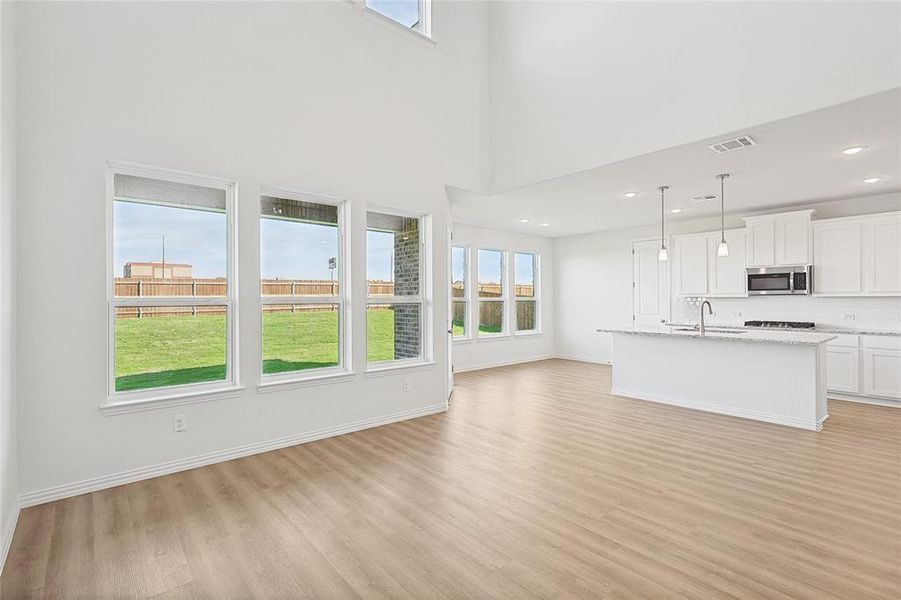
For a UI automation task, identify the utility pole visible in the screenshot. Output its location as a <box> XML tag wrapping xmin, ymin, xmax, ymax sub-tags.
<box><xmin>161</xmin><ymin>235</ymin><xmax>166</xmax><ymax>279</ymax></box>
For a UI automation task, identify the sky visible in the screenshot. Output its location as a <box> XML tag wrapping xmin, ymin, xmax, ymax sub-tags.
<box><xmin>115</xmin><ymin>200</ymin><xmax>532</xmax><ymax>285</ymax></box>
<box><xmin>114</xmin><ymin>201</ymin><xmax>396</xmax><ymax>281</ymax></box>
<box><xmin>367</xmin><ymin>0</ymin><xmax>419</xmax><ymax>27</ymax></box>
<box><xmin>462</xmin><ymin>249</ymin><xmax>533</xmax><ymax>286</ymax></box>
<box><xmin>114</xmin><ymin>202</ymin><xmax>226</xmax><ymax>278</ymax></box>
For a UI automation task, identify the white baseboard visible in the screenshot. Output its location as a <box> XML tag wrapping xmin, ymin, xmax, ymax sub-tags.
<box><xmin>612</xmin><ymin>387</ymin><xmax>824</xmax><ymax>432</ymax></box>
<box><xmin>19</xmin><ymin>403</ymin><xmax>448</xmax><ymax>509</ymax></box>
<box><xmin>0</xmin><ymin>503</ymin><xmax>19</xmax><ymax>576</ymax></box>
<box><xmin>828</xmin><ymin>392</ymin><xmax>900</xmax><ymax>408</ymax></box>
<box><xmin>453</xmin><ymin>355</ymin><xmax>554</xmax><ymax>373</ymax></box>
<box><xmin>554</xmin><ymin>354</ymin><xmax>611</xmax><ymax>365</ymax></box>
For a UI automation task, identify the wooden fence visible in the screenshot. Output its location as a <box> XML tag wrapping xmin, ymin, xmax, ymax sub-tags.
<box><xmin>114</xmin><ymin>277</ymin><xmax>533</xmax><ymax>320</ymax></box>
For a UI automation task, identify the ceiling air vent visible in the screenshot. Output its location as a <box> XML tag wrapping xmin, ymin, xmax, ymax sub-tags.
<box><xmin>709</xmin><ymin>135</ymin><xmax>757</xmax><ymax>154</ymax></box>
<box><xmin>692</xmin><ymin>194</ymin><xmax>718</xmax><ymax>203</ymax></box>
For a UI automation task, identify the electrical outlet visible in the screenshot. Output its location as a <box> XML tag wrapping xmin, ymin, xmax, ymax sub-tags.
<box><xmin>732</xmin><ymin>312</ymin><xmax>743</xmax><ymax>318</ymax></box>
<box><xmin>843</xmin><ymin>313</ymin><xmax>856</xmax><ymax>321</ymax></box>
<box><xmin>174</xmin><ymin>414</ymin><xmax>187</xmax><ymax>433</ymax></box>
<box><xmin>401</xmin><ymin>379</ymin><xmax>410</xmax><ymax>393</ymax></box>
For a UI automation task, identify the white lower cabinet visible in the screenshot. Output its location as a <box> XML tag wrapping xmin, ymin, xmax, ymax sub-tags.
<box><xmin>826</xmin><ymin>346</ymin><xmax>859</xmax><ymax>394</ymax></box>
<box><xmin>827</xmin><ymin>334</ymin><xmax>901</xmax><ymax>402</ymax></box>
<box><xmin>861</xmin><ymin>336</ymin><xmax>901</xmax><ymax>400</ymax></box>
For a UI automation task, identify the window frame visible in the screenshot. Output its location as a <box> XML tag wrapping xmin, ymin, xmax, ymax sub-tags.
<box><xmin>258</xmin><ymin>187</ymin><xmax>351</xmax><ymax>386</ymax></box>
<box><xmin>513</xmin><ymin>251</ymin><xmax>541</xmax><ymax>335</ymax></box>
<box><xmin>451</xmin><ymin>245</ymin><xmax>470</xmax><ymax>341</ymax></box>
<box><xmin>365</xmin><ymin>206</ymin><xmax>432</xmax><ymax>370</ymax></box>
<box><xmin>363</xmin><ymin>0</ymin><xmax>432</xmax><ymax>40</ymax></box>
<box><xmin>104</xmin><ymin>161</ymin><xmax>241</xmax><ymax>411</ymax></box>
<box><xmin>477</xmin><ymin>247</ymin><xmax>507</xmax><ymax>338</ymax></box>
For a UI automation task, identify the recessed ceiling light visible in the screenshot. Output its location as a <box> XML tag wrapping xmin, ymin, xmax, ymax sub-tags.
<box><xmin>541</xmin><ymin>223</ymin><xmax>551</xmax><ymax>227</ymax></box>
<box><xmin>842</xmin><ymin>145</ymin><xmax>867</xmax><ymax>155</ymax></box>
<box><xmin>670</xmin><ymin>207</ymin><xmax>683</xmax><ymax>214</ymax></box>
<box><xmin>519</xmin><ymin>218</ymin><xmax>529</xmax><ymax>223</ymax></box>
<box><xmin>863</xmin><ymin>176</ymin><xmax>883</xmax><ymax>184</ymax></box>
<box><xmin>623</xmin><ymin>192</ymin><xmax>638</xmax><ymax>198</ymax></box>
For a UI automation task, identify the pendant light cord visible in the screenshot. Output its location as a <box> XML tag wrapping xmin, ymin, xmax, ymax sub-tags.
<box><xmin>717</xmin><ymin>174</ymin><xmax>729</xmax><ymax>243</ymax></box>
<box><xmin>658</xmin><ymin>186</ymin><xmax>668</xmax><ymax>249</ymax></box>
<box><xmin>721</xmin><ymin>176</ymin><xmax>725</xmax><ymax>242</ymax></box>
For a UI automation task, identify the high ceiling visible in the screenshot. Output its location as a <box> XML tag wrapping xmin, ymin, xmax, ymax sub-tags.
<box><xmin>450</xmin><ymin>88</ymin><xmax>900</xmax><ymax>238</ymax></box>
<box><xmin>487</xmin><ymin>1</ymin><xmax>901</xmax><ymax>192</ymax></box>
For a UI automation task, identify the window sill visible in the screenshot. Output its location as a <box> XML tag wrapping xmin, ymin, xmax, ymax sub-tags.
<box><xmin>362</xmin><ymin>6</ymin><xmax>435</xmax><ymax>47</ymax></box>
<box><xmin>514</xmin><ymin>331</ymin><xmax>542</xmax><ymax>338</ymax></box>
<box><xmin>257</xmin><ymin>370</ymin><xmax>356</xmax><ymax>393</ymax></box>
<box><xmin>453</xmin><ymin>336</ymin><xmax>474</xmax><ymax>344</ymax></box>
<box><xmin>477</xmin><ymin>333</ymin><xmax>511</xmax><ymax>341</ymax></box>
<box><xmin>365</xmin><ymin>360</ymin><xmax>437</xmax><ymax>378</ymax></box>
<box><xmin>101</xmin><ymin>385</ymin><xmax>245</xmax><ymax>416</ymax></box>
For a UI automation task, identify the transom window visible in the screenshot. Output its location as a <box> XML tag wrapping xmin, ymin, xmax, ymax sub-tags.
<box><xmin>478</xmin><ymin>249</ymin><xmax>505</xmax><ymax>335</ymax></box>
<box><xmin>365</xmin><ymin>0</ymin><xmax>431</xmax><ymax>37</ymax></box>
<box><xmin>515</xmin><ymin>252</ymin><xmax>539</xmax><ymax>333</ymax></box>
<box><xmin>260</xmin><ymin>192</ymin><xmax>347</xmax><ymax>379</ymax></box>
<box><xmin>367</xmin><ymin>210</ymin><xmax>426</xmax><ymax>365</ymax></box>
<box><xmin>109</xmin><ymin>165</ymin><xmax>236</xmax><ymax>398</ymax></box>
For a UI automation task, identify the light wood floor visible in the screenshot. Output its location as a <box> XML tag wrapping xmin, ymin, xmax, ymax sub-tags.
<box><xmin>3</xmin><ymin>360</ymin><xmax>900</xmax><ymax>599</ymax></box>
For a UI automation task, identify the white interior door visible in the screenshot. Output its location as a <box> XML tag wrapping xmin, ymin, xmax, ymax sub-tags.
<box><xmin>446</xmin><ymin>220</ymin><xmax>454</xmax><ymax>400</ymax></box>
<box><xmin>632</xmin><ymin>239</ymin><xmax>670</xmax><ymax>327</ymax></box>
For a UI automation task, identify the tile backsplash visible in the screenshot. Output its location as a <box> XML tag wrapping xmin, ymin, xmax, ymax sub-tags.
<box><xmin>673</xmin><ymin>295</ymin><xmax>901</xmax><ymax>332</ymax></box>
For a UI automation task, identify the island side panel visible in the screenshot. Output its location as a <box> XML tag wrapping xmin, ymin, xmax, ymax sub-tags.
<box><xmin>610</xmin><ymin>333</ymin><xmax>825</xmax><ymax>431</ymax></box>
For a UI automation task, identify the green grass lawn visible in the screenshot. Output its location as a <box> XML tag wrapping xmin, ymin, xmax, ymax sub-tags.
<box><xmin>115</xmin><ymin>310</ymin><xmax>398</xmax><ymax>392</ymax></box>
<box><xmin>451</xmin><ymin>320</ymin><xmax>503</xmax><ymax>337</ymax></box>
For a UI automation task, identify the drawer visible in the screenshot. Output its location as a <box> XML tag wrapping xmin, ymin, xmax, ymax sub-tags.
<box><xmin>827</xmin><ymin>334</ymin><xmax>859</xmax><ymax>348</ymax></box>
<box><xmin>861</xmin><ymin>335</ymin><xmax>901</xmax><ymax>351</ymax></box>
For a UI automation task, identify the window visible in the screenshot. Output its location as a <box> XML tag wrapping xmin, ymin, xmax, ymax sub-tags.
<box><xmin>260</xmin><ymin>192</ymin><xmax>346</xmax><ymax>379</ymax></box>
<box><xmin>367</xmin><ymin>210</ymin><xmax>426</xmax><ymax>365</ymax></box>
<box><xmin>478</xmin><ymin>249</ymin><xmax>505</xmax><ymax>335</ymax></box>
<box><xmin>451</xmin><ymin>246</ymin><xmax>468</xmax><ymax>338</ymax></box>
<box><xmin>515</xmin><ymin>252</ymin><xmax>539</xmax><ymax>333</ymax></box>
<box><xmin>109</xmin><ymin>165</ymin><xmax>236</xmax><ymax>398</ymax></box>
<box><xmin>365</xmin><ymin>0</ymin><xmax>431</xmax><ymax>37</ymax></box>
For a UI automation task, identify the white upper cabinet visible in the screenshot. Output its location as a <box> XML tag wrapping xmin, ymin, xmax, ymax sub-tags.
<box><xmin>708</xmin><ymin>228</ymin><xmax>747</xmax><ymax>296</ymax></box>
<box><xmin>745</xmin><ymin>217</ymin><xmax>775</xmax><ymax>267</ymax></box>
<box><xmin>776</xmin><ymin>212</ymin><xmax>811</xmax><ymax>265</ymax></box>
<box><xmin>672</xmin><ymin>229</ymin><xmax>746</xmax><ymax>297</ymax></box>
<box><xmin>744</xmin><ymin>210</ymin><xmax>813</xmax><ymax>267</ymax></box>
<box><xmin>673</xmin><ymin>234</ymin><xmax>709</xmax><ymax>296</ymax></box>
<box><xmin>862</xmin><ymin>214</ymin><xmax>901</xmax><ymax>294</ymax></box>
<box><xmin>813</xmin><ymin>220</ymin><xmax>862</xmax><ymax>294</ymax></box>
<box><xmin>812</xmin><ymin>211</ymin><xmax>901</xmax><ymax>297</ymax></box>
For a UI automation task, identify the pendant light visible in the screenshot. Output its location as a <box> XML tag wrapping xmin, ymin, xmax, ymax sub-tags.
<box><xmin>657</xmin><ymin>185</ymin><xmax>669</xmax><ymax>261</ymax></box>
<box><xmin>716</xmin><ymin>173</ymin><xmax>730</xmax><ymax>257</ymax></box>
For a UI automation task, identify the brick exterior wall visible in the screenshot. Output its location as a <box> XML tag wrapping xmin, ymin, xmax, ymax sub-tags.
<box><xmin>393</xmin><ymin>218</ymin><xmax>421</xmax><ymax>359</ymax></box>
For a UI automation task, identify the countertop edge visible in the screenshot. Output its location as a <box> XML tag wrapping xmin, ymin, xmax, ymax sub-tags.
<box><xmin>596</xmin><ymin>328</ymin><xmax>837</xmax><ymax>346</ymax></box>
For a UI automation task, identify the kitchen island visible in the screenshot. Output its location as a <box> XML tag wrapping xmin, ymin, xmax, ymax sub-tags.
<box><xmin>597</xmin><ymin>326</ymin><xmax>837</xmax><ymax>431</ymax></box>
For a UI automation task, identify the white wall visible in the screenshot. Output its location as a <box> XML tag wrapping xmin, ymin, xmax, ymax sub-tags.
<box><xmin>487</xmin><ymin>1</ymin><xmax>901</xmax><ymax>191</ymax></box>
<box><xmin>16</xmin><ymin>1</ymin><xmax>489</xmax><ymax>500</ymax></box>
<box><xmin>555</xmin><ymin>193</ymin><xmax>901</xmax><ymax>364</ymax></box>
<box><xmin>452</xmin><ymin>224</ymin><xmax>555</xmax><ymax>371</ymax></box>
<box><xmin>0</xmin><ymin>0</ymin><xmax>18</xmax><ymax>566</ymax></box>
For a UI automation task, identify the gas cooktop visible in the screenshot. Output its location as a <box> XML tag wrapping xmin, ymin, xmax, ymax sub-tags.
<box><xmin>743</xmin><ymin>320</ymin><xmax>816</xmax><ymax>329</ymax></box>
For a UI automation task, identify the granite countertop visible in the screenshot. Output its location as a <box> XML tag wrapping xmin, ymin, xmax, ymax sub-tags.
<box><xmin>668</xmin><ymin>322</ymin><xmax>901</xmax><ymax>337</ymax></box>
<box><xmin>596</xmin><ymin>325</ymin><xmax>837</xmax><ymax>346</ymax></box>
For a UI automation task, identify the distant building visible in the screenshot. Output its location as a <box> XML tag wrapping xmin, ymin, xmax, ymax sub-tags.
<box><xmin>124</xmin><ymin>262</ymin><xmax>193</xmax><ymax>279</ymax></box>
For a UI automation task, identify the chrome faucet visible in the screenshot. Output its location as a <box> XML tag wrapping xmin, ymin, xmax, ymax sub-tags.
<box><xmin>700</xmin><ymin>300</ymin><xmax>713</xmax><ymax>334</ymax></box>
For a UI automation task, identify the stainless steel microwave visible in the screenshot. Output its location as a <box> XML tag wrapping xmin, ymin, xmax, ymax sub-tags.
<box><xmin>746</xmin><ymin>266</ymin><xmax>812</xmax><ymax>295</ymax></box>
